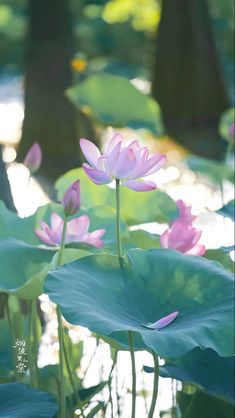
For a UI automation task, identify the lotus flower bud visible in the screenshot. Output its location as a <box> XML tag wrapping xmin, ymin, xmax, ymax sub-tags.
<box><xmin>23</xmin><ymin>142</ymin><xmax>42</xmax><ymax>174</ymax></box>
<box><xmin>62</xmin><ymin>180</ymin><xmax>81</xmax><ymax>217</ymax></box>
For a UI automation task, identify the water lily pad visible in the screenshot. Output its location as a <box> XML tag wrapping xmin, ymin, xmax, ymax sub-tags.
<box><xmin>65</xmin><ymin>73</ymin><xmax>164</xmax><ymax>135</ymax></box>
<box><xmin>0</xmin><ymin>383</ymin><xmax>58</xmax><ymax>418</ymax></box>
<box><xmin>44</xmin><ymin>249</ymin><xmax>234</xmax><ymax>358</ymax></box>
<box><xmin>146</xmin><ymin>348</ymin><xmax>234</xmax><ymax>403</ymax></box>
<box><xmin>55</xmin><ymin>168</ymin><xmax>178</xmax><ymax>225</ymax></box>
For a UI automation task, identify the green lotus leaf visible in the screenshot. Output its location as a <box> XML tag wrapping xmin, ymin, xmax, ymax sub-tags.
<box><xmin>0</xmin><ymin>200</ymin><xmax>38</xmax><ymax>244</ymax></box>
<box><xmin>186</xmin><ymin>156</ymin><xmax>234</xmax><ymax>184</ymax></box>
<box><xmin>65</xmin><ymin>73</ymin><xmax>164</xmax><ymax>135</ymax></box>
<box><xmin>204</xmin><ymin>248</ymin><xmax>234</xmax><ymax>273</ymax></box>
<box><xmin>177</xmin><ymin>391</ymin><xmax>234</xmax><ymax>418</ymax></box>
<box><xmin>0</xmin><ymin>383</ymin><xmax>58</xmax><ymax>418</ymax></box>
<box><xmin>0</xmin><ymin>238</ymin><xmax>55</xmax><ymax>298</ymax></box>
<box><xmin>44</xmin><ymin>249</ymin><xmax>234</xmax><ymax>358</ymax></box>
<box><xmin>217</xmin><ymin>200</ymin><xmax>235</xmax><ymax>221</ymax></box>
<box><xmin>146</xmin><ymin>348</ymin><xmax>234</xmax><ymax>403</ymax></box>
<box><xmin>55</xmin><ymin>168</ymin><xmax>178</xmax><ymax>225</ymax></box>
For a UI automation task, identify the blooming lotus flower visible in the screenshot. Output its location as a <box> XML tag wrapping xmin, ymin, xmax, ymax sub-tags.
<box><xmin>142</xmin><ymin>311</ymin><xmax>179</xmax><ymax>330</ymax></box>
<box><xmin>35</xmin><ymin>212</ymin><xmax>106</xmax><ymax>248</ymax></box>
<box><xmin>160</xmin><ymin>220</ymin><xmax>205</xmax><ymax>256</ymax></box>
<box><xmin>80</xmin><ymin>133</ymin><xmax>166</xmax><ymax>192</ymax></box>
<box><xmin>62</xmin><ymin>180</ymin><xmax>81</xmax><ymax>217</ymax></box>
<box><xmin>23</xmin><ymin>142</ymin><xmax>42</xmax><ymax>174</ymax></box>
<box><xmin>176</xmin><ymin>199</ymin><xmax>197</xmax><ymax>224</ymax></box>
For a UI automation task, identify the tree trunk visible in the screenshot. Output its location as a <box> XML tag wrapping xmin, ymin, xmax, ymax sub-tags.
<box><xmin>17</xmin><ymin>0</ymin><xmax>95</xmax><ymax>181</ymax></box>
<box><xmin>0</xmin><ymin>145</ymin><xmax>16</xmax><ymax>212</ymax></box>
<box><xmin>152</xmin><ymin>0</ymin><xmax>230</xmax><ymax>160</ymax></box>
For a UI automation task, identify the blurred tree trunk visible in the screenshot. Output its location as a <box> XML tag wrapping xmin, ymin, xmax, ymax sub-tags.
<box><xmin>17</xmin><ymin>0</ymin><xmax>95</xmax><ymax>181</ymax></box>
<box><xmin>152</xmin><ymin>0</ymin><xmax>230</xmax><ymax>160</ymax></box>
<box><xmin>0</xmin><ymin>145</ymin><xmax>16</xmax><ymax>212</ymax></box>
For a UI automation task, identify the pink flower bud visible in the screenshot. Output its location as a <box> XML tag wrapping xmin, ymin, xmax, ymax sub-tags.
<box><xmin>23</xmin><ymin>142</ymin><xmax>42</xmax><ymax>174</ymax></box>
<box><xmin>62</xmin><ymin>180</ymin><xmax>81</xmax><ymax>217</ymax></box>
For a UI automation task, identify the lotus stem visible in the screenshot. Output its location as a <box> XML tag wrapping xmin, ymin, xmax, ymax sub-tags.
<box><xmin>62</xmin><ymin>338</ymin><xmax>85</xmax><ymax>418</ymax></box>
<box><xmin>115</xmin><ymin>179</ymin><xmax>123</xmax><ymax>261</ymax></box>
<box><xmin>5</xmin><ymin>296</ymin><xmax>17</xmax><ymax>381</ymax></box>
<box><xmin>56</xmin><ymin>215</ymin><xmax>68</xmax><ymax>418</ymax></box>
<box><xmin>56</xmin><ymin>305</ymin><xmax>66</xmax><ymax>418</ymax></box>
<box><xmin>28</xmin><ymin>298</ymin><xmax>40</xmax><ymax>387</ymax></box>
<box><xmin>128</xmin><ymin>331</ymin><xmax>136</xmax><ymax>418</ymax></box>
<box><xmin>147</xmin><ymin>352</ymin><xmax>159</xmax><ymax>418</ymax></box>
<box><xmin>57</xmin><ymin>215</ymin><xmax>68</xmax><ymax>266</ymax></box>
<box><xmin>220</xmin><ymin>140</ymin><xmax>233</xmax><ymax>206</ymax></box>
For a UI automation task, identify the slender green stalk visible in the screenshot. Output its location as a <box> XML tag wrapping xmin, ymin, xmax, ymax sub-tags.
<box><xmin>220</xmin><ymin>141</ymin><xmax>233</xmax><ymax>206</ymax></box>
<box><xmin>107</xmin><ymin>349</ymin><xmax>118</xmax><ymax>418</ymax></box>
<box><xmin>141</xmin><ymin>361</ymin><xmax>149</xmax><ymax>415</ymax></box>
<box><xmin>57</xmin><ymin>305</ymin><xmax>66</xmax><ymax>418</ymax></box>
<box><xmin>56</xmin><ymin>215</ymin><xmax>68</xmax><ymax>418</ymax></box>
<box><xmin>62</xmin><ymin>339</ymin><xmax>85</xmax><ymax>418</ymax></box>
<box><xmin>128</xmin><ymin>331</ymin><xmax>136</xmax><ymax>418</ymax></box>
<box><xmin>115</xmin><ymin>180</ymin><xmax>122</xmax><ymax>260</ymax></box>
<box><xmin>147</xmin><ymin>353</ymin><xmax>159</xmax><ymax>418</ymax></box>
<box><xmin>57</xmin><ymin>216</ymin><xmax>68</xmax><ymax>266</ymax></box>
<box><xmin>5</xmin><ymin>296</ymin><xmax>17</xmax><ymax>381</ymax></box>
<box><xmin>28</xmin><ymin>299</ymin><xmax>39</xmax><ymax>387</ymax></box>
<box><xmin>32</xmin><ymin>299</ymin><xmax>40</xmax><ymax>385</ymax></box>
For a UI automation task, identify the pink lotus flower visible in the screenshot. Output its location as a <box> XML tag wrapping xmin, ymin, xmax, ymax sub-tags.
<box><xmin>23</xmin><ymin>142</ymin><xmax>42</xmax><ymax>174</ymax></box>
<box><xmin>176</xmin><ymin>199</ymin><xmax>197</xmax><ymax>224</ymax></box>
<box><xmin>160</xmin><ymin>220</ymin><xmax>205</xmax><ymax>256</ymax></box>
<box><xmin>142</xmin><ymin>311</ymin><xmax>179</xmax><ymax>330</ymax></box>
<box><xmin>80</xmin><ymin>133</ymin><xmax>166</xmax><ymax>192</ymax></box>
<box><xmin>62</xmin><ymin>180</ymin><xmax>81</xmax><ymax>217</ymax></box>
<box><xmin>161</xmin><ymin>199</ymin><xmax>205</xmax><ymax>256</ymax></box>
<box><xmin>35</xmin><ymin>212</ymin><xmax>106</xmax><ymax>248</ymax></box>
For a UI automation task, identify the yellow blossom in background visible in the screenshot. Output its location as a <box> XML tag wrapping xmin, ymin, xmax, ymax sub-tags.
<box><xmin>71</xmin><ymin>58</ymin><xmax>87</xmax><ymax>73</ymax></box>
<box><xmin>102</xmin><ymin>0</ymin><xmax>161</xmax><ymax>34</ymax></box>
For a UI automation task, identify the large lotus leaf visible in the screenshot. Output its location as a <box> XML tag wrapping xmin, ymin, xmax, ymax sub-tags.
<box><xmin>65</xmin><ymin>73</ymin><xmax>164</xmax><ymax>135</ymax></box>
<box><xmin>186</xmin><ymin>156</ymin><xmax>234</xmax><ymax>183</ymax></box>
<box><xmin>204</xmin><ymin>248</ymin><xmax>234</xmax><ymax>273</ymax></box>
<box><xmin>0</xmin><ymin>200</ymin><xmax>38</xmax><ymax>244</ymax></box>
<box><xmin>177</xmin><ymin>391</ymin><xmax>234</xmax><ymax>418</ymax></box>
<box><xmin>0</xmin><ymin>238</ymin><xmax>55</xmax><ymax>298</ymax></box>
<box><xmin>0</xmin><ymin>201</ymin><xmax>65</xmax><ymax>245</ymax></box>
<box><xmin>217</xmin><ymin>200</ymin><xmax>235</xmax><ymax>221</ymax></box>
<box><xmin>44</xmin><ymin>249</ymin><xmax>234</xmax><ymax>358</ymax></box>
<box><xmin>55</xmin><ymin>168</ymin><xmax>178</xmax><ymax>225</ymax></box>
<box><xmin>145</xmin><ymin>348</ymin><xmax>234</xmax><ymax>403</ymax></box>
<box><xmin>120</xmin><ymin>230</ymin><xmax>161</xmax><ymax>253</ymax></box>
<box><xmin>0</xmin><ymin>383</ymin><xmax>58</xmax><ymax>418</ymax></box>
